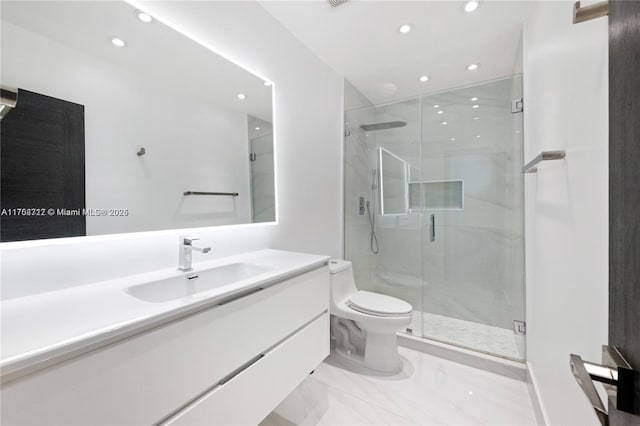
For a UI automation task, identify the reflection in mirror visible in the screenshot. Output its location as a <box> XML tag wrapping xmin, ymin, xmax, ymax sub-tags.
<box><xmin>0</xmin><ymin>1</ymin><xmax>275</xmax><ymax>243</ymax></box>
<box><xmin>247</xmin><ymin>115</ymin><xmax>275</xmax><ymax>223</ymax></box>
<box><xmin>378</xmin><ymin>147</ymin><xmax>408</xmax><ymax>215</ymax></box>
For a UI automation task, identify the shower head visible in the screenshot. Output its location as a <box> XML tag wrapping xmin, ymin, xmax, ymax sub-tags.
<box><xmin>360</xmin><ymin>121</ymin><xmax>407</xmax><ymax>132</ymax></box>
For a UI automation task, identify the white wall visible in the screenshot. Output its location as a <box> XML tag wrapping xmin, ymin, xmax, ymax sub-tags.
<box><xmin>1</xmin><ymin>1</ymin><xmax>343</xmax><ymax>299</ymax></box>
<box><xmin>2</xmin><ymin>22</ymin><xmax>253</xmax><ymax>235</ymax></box>
<box><xmin>523</xmin><ymin>1</ymin><xmax>608</xmax><ymax>424</ymax></box>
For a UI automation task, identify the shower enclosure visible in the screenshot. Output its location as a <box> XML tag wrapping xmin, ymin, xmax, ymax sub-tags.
<box><xmin>344</xmin><ymin>75</ymin><xmax>525</xmax><ymax>360</ymax></box>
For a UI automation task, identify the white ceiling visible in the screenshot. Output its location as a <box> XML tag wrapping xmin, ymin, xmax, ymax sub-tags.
<box><xmin>259</xmin><ymin>0</ymin><xmax>533</xmax><ymax>105</ymax></box>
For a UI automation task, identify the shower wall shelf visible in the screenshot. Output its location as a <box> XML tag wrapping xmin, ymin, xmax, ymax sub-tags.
<box><xmin>522</xmin><ymin>150</ymin><xmax>566</xmax><ymax>173</ymax></box>
<box><xmin>183</xmin><ymin>191</ymin><xmax>239</xmax><ymax>197</ymax></box>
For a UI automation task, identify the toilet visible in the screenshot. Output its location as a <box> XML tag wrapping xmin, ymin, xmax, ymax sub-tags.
<box><xmin>328</xmin><ymin>259</ymin><xmax>412</xmax><ymax>374</ymax></box>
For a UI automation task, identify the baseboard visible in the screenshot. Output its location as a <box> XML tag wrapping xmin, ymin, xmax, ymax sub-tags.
<box><xmin>526</xmin><ymin>362</ymin><xmax>549</xmax><ymax>426</ymax></box>
<box><xmin>397</xmin><ymin>333</ymin><xmax>528</xmax><ymax>381</ymax></box>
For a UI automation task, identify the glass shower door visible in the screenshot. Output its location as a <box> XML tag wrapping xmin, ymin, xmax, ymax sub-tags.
<box><xmin>419</xmin><ymin>76</ymin><xmax>525</xmax><ymax>360</ymax></box>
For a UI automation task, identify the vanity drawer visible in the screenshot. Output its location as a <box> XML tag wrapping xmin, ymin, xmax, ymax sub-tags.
<box><xmin>1</xmin><ymin>266</ymin><xmax>329</xmax><ymax>425</ymax></box>
<box><xmin>164</xmin><ymin>313</ymin><xmax>329</xmax><ymax>425</ymax></box>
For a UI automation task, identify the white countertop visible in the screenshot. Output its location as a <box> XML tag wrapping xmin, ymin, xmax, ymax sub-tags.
<box><xmin>0</xmin><ymin>249</ymin><xmax>330</xmax><ymax>381</ymax></box>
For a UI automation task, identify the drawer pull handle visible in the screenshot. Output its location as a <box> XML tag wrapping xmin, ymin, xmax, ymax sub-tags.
<box><xmin>218</xmin><ymin>354</ymin><xmax>264</xmax><ymax>386</ymax></box>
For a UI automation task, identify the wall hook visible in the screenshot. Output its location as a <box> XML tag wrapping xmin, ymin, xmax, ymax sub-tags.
<box><xmin>137</xmin><ymin>147</ymin><xmax>146</xmax><ymax>156</ymax></box>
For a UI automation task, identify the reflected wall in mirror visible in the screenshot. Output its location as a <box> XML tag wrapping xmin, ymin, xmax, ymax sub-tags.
<box><xmin>0</xmin><ymin>1</ymin><xmax>275</xmax><ymax>243</ymax></box>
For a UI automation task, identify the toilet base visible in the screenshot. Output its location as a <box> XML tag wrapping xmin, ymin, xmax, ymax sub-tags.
<box><xmin>331</xmin><ymin>346</ymin><xmax>403</xmax><ymax>376</ymax></box>
<box><xmin>363</xmin><ymin>329</ymin><xmax>403</xmax><ymax>373</ymax></box>
<box><xmin>330</xmin><ymin>316</ymin><xmax>404</xmax><ymax>375</ymax></box>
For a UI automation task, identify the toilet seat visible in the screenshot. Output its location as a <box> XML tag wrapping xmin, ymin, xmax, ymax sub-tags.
<box><xmin>346</xmin><ymin>291</ymin><xmax>412</xmax><ymax>317</ymax></box>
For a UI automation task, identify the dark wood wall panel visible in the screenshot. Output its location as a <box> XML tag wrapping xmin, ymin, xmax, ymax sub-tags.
<box><xmin>609</xmin><ymin>1</ymin><xmax>640</xmax><ymax>424</ymax></box>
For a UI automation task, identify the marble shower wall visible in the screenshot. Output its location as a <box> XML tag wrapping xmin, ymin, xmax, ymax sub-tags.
<box><xmin>344</xmin><ymin>97</ymin><xmax>424</xmax><ymax>305</ymax></box>
<box><xmin>343</xmin><ymin>80</ymin><xmax>376</xmax><ymax>290</ymax></box>
<box><xmin>363</xmin><ymin>99</ymin><xmax>423</xmax><ymax>317</ymax></box>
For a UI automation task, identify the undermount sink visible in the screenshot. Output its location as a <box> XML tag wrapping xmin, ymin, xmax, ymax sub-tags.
<box><xmin>126</xmin><ymin>262</ymin><xmax>273</xmax><ymax>303</ymax></box>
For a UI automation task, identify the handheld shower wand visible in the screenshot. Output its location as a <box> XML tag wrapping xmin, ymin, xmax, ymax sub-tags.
<box><xmin>367</xmin><ymin>169</ymin><xmax>379</xmax><ymax>254</ymax></box>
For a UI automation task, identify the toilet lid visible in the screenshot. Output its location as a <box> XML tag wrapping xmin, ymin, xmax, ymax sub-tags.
<box><xmin>347</xmin><ymin>291</ymin><xmax>412</xmax><ymax>317</ymax></box>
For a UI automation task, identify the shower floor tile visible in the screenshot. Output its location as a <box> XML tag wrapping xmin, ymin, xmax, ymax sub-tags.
<box><xmin>408</xmin><ymin>311</ymin><xmax>525</xmax><ymax>360</ymax></box>
<box><xmin>260</xmin><ymin>346</ymin><xmax>537</xmax><ymax>426</ymax></box>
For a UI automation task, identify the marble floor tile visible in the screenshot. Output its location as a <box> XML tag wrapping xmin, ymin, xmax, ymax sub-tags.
<box><xmin>260</xmin><ymin>373</ymin><xmax>416</xmax><ymax>426</ymax></box>
<box><xmin>261</xmin><ymin>346</ymin><xmax>536</xmax><ymax>426</ymax></box>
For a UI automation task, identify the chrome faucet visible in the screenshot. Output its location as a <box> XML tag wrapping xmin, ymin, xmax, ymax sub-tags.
<box><xmin>178</xmin><ymin>236</ymin><xmax>211</xmax><ymax>271</ymax></box>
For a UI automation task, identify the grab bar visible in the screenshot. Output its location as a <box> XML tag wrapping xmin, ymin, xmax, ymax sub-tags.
<box><xmin>522</xmin><ymin>150</ymin><xmax>566</xmax><ymax>173</ymax></box>
<box><xmin>183</xmin><ymin>191</ymin><xmax>239</xmax><ymax>197</ymax></box>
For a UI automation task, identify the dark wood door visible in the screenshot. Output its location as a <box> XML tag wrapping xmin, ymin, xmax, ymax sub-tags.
<box><xmin>609</xmin><ymin>1</ymin><xmax>640</xmax><ymax>424</ymax></box>
<box><xmin>0</xmin><ymin>89</ymin><xmax>86</xmax><ymax>242</ymax></box>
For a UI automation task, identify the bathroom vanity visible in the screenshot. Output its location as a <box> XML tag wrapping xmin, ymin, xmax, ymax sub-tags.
<box><xmin>0</xmin><ymin>250</ymin><xmax>330</xmax><ymax>425</ymax></box>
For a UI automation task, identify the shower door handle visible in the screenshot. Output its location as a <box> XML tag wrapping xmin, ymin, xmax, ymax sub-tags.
<box><xmin>429</xmin><ymin>214</ymin><xmax>435</xmax><ymax>242</ymax></box>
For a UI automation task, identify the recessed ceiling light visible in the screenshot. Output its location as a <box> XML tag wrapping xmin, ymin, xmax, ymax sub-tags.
<box><xmin>516</xmin><ymin>130</ymin><xmax>521</xmax><ymax>133</ymax></box>
<box><xmin>474</xmin><ymin>117</ymin><xmax>480</xmax><ymax>120</ymax></box>
<box><xmin>472</xmin><ymin>104</ymin><xmax>480</xmax><ymax>109</ymax></box>
<box><xmin>450</xmin><ymin>137</ymin><xmax>456</xmax><ymax>141</ymax></box>
<box><xmin>471</xmin><ymin>97</ymin><xmax>478</xmax><ymax>101</ymax></box>
<box><xmin>399</xmin><ymin>24</ymin><xmax>412</xmax><ymax>34</ymax></box>
<box><xmin>467</xmin><ymin>63</ymin><xmax>479</xmax><ymax>71</ymax></box>
<box><xmin>464</xmin><ymin>1</ymin><xmax>480</xmax><ymax>13</ymax></box>
<box><xmin>476</xmin><ymin>135</ymin><xmax>481</xmax><ymax>138</ymax></box>
<box><xmin>237</xmin><ymin>93</ymin><xmax>246</xmax><ymax>100</ymax></box>
<box><xmin>111</xmin><ymin>37</ymin><xmax>126</xmax><ymax>47</ymax></box>
<box><xmin>419</xmin><ymin>75</ymin><xmax>429</xmax><ymax>82</ymax></box>
<box><xmin>437</xmin><ymin>110</ymin><xmax>444</xmax><ymax>114</ymax></box>
<box><xmin>263</xmin><ymin>81</ymin><xmax>272</xmax><ymax>87</ymax></box>
<box><xmin>433</xmin><ymin>105</ymin><xmax>440</xmax><ymax>108</ymax></box>
<box><xmin>442</xmin><ymin>121</ymin><xmax>448</xmax><ymax>125</ymax></box>
<box><xmin>135</xmin><ymin>10</ymin><xmax>153</xmax><ymax>23</ymax></box>
<box><xmin>255</xmin><ymin>127</ymin><xmax>261</xmax><ymax>130</ymax></box>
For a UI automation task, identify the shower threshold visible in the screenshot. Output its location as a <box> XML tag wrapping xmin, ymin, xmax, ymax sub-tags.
<box><xmin>401</xmin><ymin>311</ymin><xmax>525</xmax><ymax>375</ymax></box>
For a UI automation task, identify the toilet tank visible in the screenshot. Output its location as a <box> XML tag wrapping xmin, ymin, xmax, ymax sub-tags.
<box><xmin>328</xmin><ymin>259</ymin><xmax>358</xmax><ymax>307</ymax></box>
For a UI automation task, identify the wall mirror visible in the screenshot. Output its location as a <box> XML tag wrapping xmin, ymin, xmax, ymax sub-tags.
<box><xmin>0</xmin><ymin>1</ymin><xmax>275</xmax><ymax>243</ymax></box>
<box><xmin>378</xmin><ymin>147</ymin><xmax>408</xmax><ymax>216</ymax></box>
